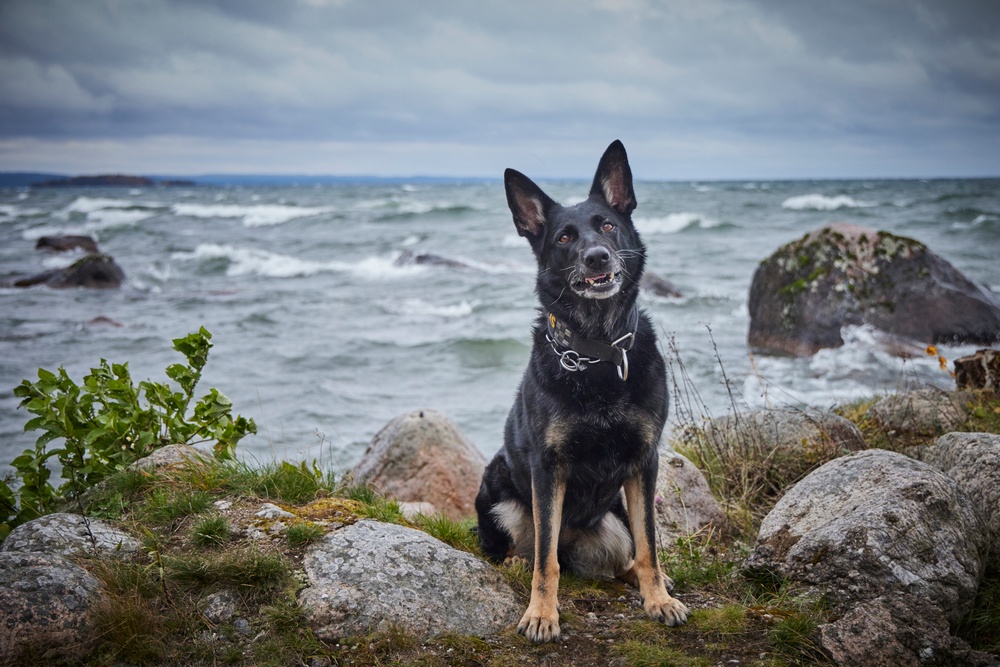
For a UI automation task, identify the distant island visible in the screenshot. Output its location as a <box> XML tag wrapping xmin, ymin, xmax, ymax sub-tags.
<box><xmin>31</xmin><ymin>174</ymin><xmax>196</xmax><ymax>188</ymax></box>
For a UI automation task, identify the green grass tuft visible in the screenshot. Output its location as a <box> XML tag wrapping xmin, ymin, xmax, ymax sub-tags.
<box><xmin>192</xmin><ymin>514</ymin><xmax>231</xmax><ymax>547</ymax></box>
<box><xmin>284</xmin><ymin>521</ymin><xmax>325</xmax><ymax>547</ymax></box>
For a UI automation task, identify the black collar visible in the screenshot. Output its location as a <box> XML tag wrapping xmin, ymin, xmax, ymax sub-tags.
<box><xmin>545</xmin><ymin>307</ymin><xmax>639</xmax><ymax>381</ymax></box>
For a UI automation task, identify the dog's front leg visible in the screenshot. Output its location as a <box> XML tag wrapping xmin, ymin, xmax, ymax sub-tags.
<box><xmin>623</xmin><ymin>473</ymin><xmax>689</xmax><ymax>626</ymax></box>
<box><xmin>518</xmin><ymin>473</ymin><xmax>566</xmax><ymax>643</ymax></box>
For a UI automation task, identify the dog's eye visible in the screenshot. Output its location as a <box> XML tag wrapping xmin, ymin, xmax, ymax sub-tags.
<box><xmin>557</xmin><ymin>233</ymin><xmax>571</xmax><ymax>244</ymax></box>
<box><xmin>601</xmin><ymin>221</ymin><xmax>615</xmax><ymax>232</ymax></box>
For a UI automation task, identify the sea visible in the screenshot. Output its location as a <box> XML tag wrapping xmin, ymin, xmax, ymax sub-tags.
<box><xmin>1</xmin><ymin>178</ymin><xmax>998</xmax><ymax>473</ymax></box>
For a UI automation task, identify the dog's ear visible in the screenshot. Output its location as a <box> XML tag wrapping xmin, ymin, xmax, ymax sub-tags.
<box><xmin>590</xmin><ymin>140</ymin><xmax>636</xmax><ymax>216</ymax></box>
<box><xmin>505</xmin><ymin>168</ymin><xmax>555</xmax><ymax>240</ymax></box>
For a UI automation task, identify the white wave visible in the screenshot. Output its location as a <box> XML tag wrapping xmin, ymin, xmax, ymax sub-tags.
<box><xmin>635</xmin><ymin>212</ymin><xmax>719</xmax><ymax>234</ymax></box>
<box><xmin>59</xmin><ymin>196</ymin><xmax>137</xmax><ymax>216</ymax></box>
<box><xmin>781</xmin><ymin>194</ymin><xmax>876</xmax><ymax>210</ymax></box>
<box><xmin>85</xmin><ymin>208</ymin><xmax>155</xmax><ymax>229</ymax></box>
<box><xmin>384</xmin><ymin>298</ymin><xmax>477</xmax><ymax>318</ymax></box>
<box><xmin>171</xmin><ymin>203</ymin><xmax>333</xmax><ymax>227</ymax></box>
<box><xmin>172</xmin><ymin>244</ymin><xmax>427</xmax><ymax>280</ymax></box>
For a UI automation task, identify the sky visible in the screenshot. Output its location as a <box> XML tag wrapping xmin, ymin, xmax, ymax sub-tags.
<box><xmin>0</xmin><ymin>0</ymin><xmax>998</xmax><ymax>180</ymax></box>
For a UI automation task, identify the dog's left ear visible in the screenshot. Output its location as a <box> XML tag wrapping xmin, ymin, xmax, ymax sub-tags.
<box><xmin>590</xmin><ymin>140</ymin><xmax>636</xmax><ymax>216</ymax></box>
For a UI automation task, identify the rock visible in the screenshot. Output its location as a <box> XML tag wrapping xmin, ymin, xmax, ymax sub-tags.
<box><xmin>353</xmin><ymin>410</ymin><xmax>486</xmax><ymax>520</ymax></box>
<box><xmin>0</xmin><ymin>552</ymin><xmax>104</xmax><ymax>665</ymax></box>
<box><xmin>955</xmin><ymin>349</ymin><xmax>1000</xmax><ymax>390</ymax></box>
<box><xmin>298</xmin><ymin>520</ymin><xmax>520</xmax><ymax>639</ymax></box>
<box><xmin>398</xmin><ymin>501</ymin><xmax>439</xmax><ymax>520</ymax></box>
<box><xmin>0</xmin><ymin>512</ymin><xmax>140</xmax><ymax>559</ymax></box>
<box><xmin>35</xmin><ymin>235</ymin><xmax>100</xmax><ymax>254</ymax></box>
<box><xmin>817</xmin><ymin>593</ymin><xmax>995</xmax><ymax>667</ymax></box>
<box><xmin>201</xmin><ymin>588</ymin><xmax>240</xmax><ymax>624</ymax></box>
<box><xmin>913</xmin><ymin>432</ymin><xmax>1000</xmax><ymax>572</ymax></box>
<box><xmin>697</xmin><ymin>408</ymin><xmax>866</xmax><ymax>469</ymax></box>
<box><xmin>864</xmin><ymin>388</ymin><xmax>971</xmax><ymax>439</ymax></box>
<box><xmin>256</xmin><ymin>503</ymin><xmax>296</xmax><ymax>520</ymax></box>
<box><xmin>10</xmin><ymin>253</ymin><xmax>125</xmax><ymax>289</ymax></box>
<box><xmin>748</xmin><ymin>223</ymin><xmax>1000</xmax><ymax>356</ymax></box>
<box><xmin>129</xmin><ymin>443</ymin><xmax>207</xmax><ymax>471</ymax></box>
<box><xmin>393</xmin><ymin>249</ymin><xmax>471</xmax><ymax>270</ymax></box>
<box><xmin>744</xmin><ymin>449</ymin><xmax>987</xmax><ymax>628</ymax></box>
<box><xmin>640</xmin><ymin>271</ymin><xmax>683</xmax><ymax>298</ymax></box>
<box><xmin>654</xmin><ymin>446</ymin><xmax>727</xmax><ymax>545</ymax></box>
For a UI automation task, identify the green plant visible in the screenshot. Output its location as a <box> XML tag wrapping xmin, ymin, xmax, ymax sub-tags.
<box><xmin>193</xmin><ymin>514</ymin><xmax>232</xmax><ymax>546</ymax></box>
<box><xmin>285</xmin><ymin>521</ymin><xmax>325</xmax><ymax>547</ymax></box>
<box><xmin>0</xmin><ymin>328</ymin><xmax>256</xmax><ymax>536</ymax></box>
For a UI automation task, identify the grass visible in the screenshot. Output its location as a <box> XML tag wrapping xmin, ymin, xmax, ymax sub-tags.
<box><xmin>284</xmin><ymin>521</ymin><xmax>325</xmax><ymax>547</ymax></box>
<box><xmin>192</xmin><ymin>514</ymin><xmax>231</xmax><ymax>546</ymax></box>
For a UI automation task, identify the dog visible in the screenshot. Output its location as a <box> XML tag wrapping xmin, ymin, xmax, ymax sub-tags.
<box><xmin>475</xmin><ymin>140</ymin><xmax>689</xmax><ymax>643</ymax></box>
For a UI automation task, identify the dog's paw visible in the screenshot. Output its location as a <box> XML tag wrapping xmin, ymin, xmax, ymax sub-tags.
<box><xmin>517</xmin><ymin>610</ymin><xmax>561</xmax><ymax>643</ymax></box>
<box><xmin>644</xmin><ymin>594</ymin><xmax>688</xmax><ymax>627</ymax></box>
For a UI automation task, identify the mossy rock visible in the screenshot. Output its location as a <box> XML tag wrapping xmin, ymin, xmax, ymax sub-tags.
<box><xmin>748</xmin><ymin>223</ymin><xmax>1000</xmax><ymax>356</ymax></box>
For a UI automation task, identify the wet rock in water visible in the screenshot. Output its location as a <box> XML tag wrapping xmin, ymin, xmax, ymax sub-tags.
<box><xmin>0</xmin><ymin>552</ymin><xmax>105</xmax><ymax>665</ymax></box>
<box><xmin>748</xmin><ymin>223</ymin><xmax>1000</xmax><ymax>356</ymax></box>
<box><xmin>0</xmin><ymin>513</ymin><xmax>140</xmax><ymax>560</ymax></box>
<box><xmin>744</xmin><ymin>449</ymin><xmax>989</xmax><ymax>665</ymax></box>
<box><xmin>654</xmin><ymin>445</ymin><xmax>727</xmax><ymax>544</ymax></box>
<box><xmin>35</xmin><ymin>235</ymin><xmax>100</xmax><ymax>254</ymax></box>
<box><xmin>640</xmin><ymin>271</ymin><xmax>683</xmax><ymax>298</ymax></box>
<box><xmin>299</xmin><ymin>519</ymin><xmax>520</xmax><ymax>639</ymax></box>
<box><xmin>10</xmin><ymin>253</ymin><xmax>125</xmax><ymax>289</ymax></box>
<box><xmin>393</xmin><ymin>249</ymin><xmax>471</xmax><ymax>270</ymax></box>
<box><xmin>353</xmin><ymin>410</ymin><xmax>486</xmax><ymax>519</ymax></box>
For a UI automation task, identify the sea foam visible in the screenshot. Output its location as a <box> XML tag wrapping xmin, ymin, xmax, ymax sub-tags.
<box><xmin>781</xmin><ymin>194</ymin><xmax>876</xmax><ymax>211</ymax></box>
<box><xmin>172</xmin><ymin>203</ymin><xmax>334</xmax><ymax>227</ymax></box>
<box><xmin>172</xmin><ymin>244</ymin><xmax>427</xmax><ymax>280</ymax></box>
<box><xmin>635</xmin><ymin>212</ymin><xmax>720</xmax><ymax>234</ymax></box>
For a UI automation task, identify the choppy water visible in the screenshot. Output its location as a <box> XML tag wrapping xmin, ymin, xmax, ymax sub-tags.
<box><xmin>1</xmin><ymin>178</ymin><xmax>998</xmax><ymax>471</ymax></box>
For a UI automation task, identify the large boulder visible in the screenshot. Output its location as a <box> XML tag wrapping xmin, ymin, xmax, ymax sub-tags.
<box><xmin>0</xmin><ymin>552</ymin><xmax>105</xmax><ymax>665</ymax></box>
<box><xmin>744</xmin><ymin>449</ymin><xmax>989</xmax><ymax>665</ymax></box>
<box><xmin>699</xmin><ymin>408</ymin><xmax>866</xmax><ymax>461</ymax></box>
<box><xmin>352</xmin><ymin>410</ymin><xmax>486</xmax><ymax>519</ymax></box>
<box><xmin>298</xmin><ymin>520</ymin><xmax>520</xmax><ymax>639</ymax></box>
<box><xmin>817</xmin><ymin>592</ymin><xmax>995</xmax><ymax>667</ymax></box>
<box><xmin>654</xmin><ymin>446</ymin><xmax>726</xmax><ymax>545</ymax></box>
<box><xmin>913</xmin><ymin>432</ymin><xmax>1000</xmax><ymax>572</ymax></box>
<box><xmin>748</xmin><ymin>223</ymin><xmax>1000</xmax><ymax>356</ymax></box>
<box><xmin>863</xmin><ymin>388</ymin><xmax>971</xmax><ymax>439</ymax></box>
<box><xmin>1</xmin><ymin>513</ymin><xmax>139</xmax><ymax>560</ymax></box>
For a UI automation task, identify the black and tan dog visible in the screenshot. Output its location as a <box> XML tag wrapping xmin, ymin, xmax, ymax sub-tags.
<box><xmin>475</xmin><ymin>140</ymin><xmax>688</xmax><ymax>643</ymax></box>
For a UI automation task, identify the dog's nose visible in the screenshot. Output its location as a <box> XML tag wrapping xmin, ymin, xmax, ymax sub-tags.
<box><xmin>584</xmin><ymin>246</ymin><xmax>611</xmax><ymax>270</ymax></box>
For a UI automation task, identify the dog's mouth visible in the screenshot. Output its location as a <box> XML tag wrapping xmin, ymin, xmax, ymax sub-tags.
<box><xmin>572</xmin><ymin>271</ymin><xmax>621</xmax><ymax>298</ymax></box>
<box><xmin>585</xmin><ymin>272</ymin><xmax>614</xmax><ymax>287</ymax></box>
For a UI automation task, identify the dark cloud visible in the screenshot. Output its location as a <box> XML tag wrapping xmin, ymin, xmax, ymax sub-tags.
<box><xmin>0</xmin><ymin>0</ymin><xmax>997</xmax><ymax>177</ymax></box>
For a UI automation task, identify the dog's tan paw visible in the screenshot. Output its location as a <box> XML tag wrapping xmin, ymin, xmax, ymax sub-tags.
<box><xmin>644</xmin><ymin>594</ymin><xmax>688</xmax><ymax>626</ymax></box>
<box><xmin>517</xmin><ymin>610</ymin><xmax>561</xmax><ymax>643</ymax></box>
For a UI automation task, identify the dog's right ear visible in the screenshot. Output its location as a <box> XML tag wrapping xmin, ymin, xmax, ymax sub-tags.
<box><xmin>505</xmin><ymin>168</ymin><xmax>555</xmax><ymax>241</ymax></box>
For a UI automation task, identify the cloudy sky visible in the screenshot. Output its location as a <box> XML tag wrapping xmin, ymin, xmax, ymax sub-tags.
<box><xmin>1</xmin><ymin>0</ymin><xmax>998</xmax><ymax>179</ymax></box>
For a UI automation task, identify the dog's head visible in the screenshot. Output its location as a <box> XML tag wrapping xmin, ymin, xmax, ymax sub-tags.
<box><xmin>505</xmin><ymin>140</ymin><xmax>645</xmax><ymax>305</ymax></box>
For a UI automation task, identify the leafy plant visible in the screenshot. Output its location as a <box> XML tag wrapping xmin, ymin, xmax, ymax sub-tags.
<box><xmin>0</xmin><ymin>328</ymin><xmax>256</xmax><ymax>536</ymax></box>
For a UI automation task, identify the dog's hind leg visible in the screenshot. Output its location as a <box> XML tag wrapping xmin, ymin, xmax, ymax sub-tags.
<box><xmin>623</xmin><ymin>472</ymin><xmax>688</xmax><ymax>626</ymax></box>
<box><xmin>518</xmin><ymin>475</ymin><xmax>566</xmax><ymax>643</ymax></box>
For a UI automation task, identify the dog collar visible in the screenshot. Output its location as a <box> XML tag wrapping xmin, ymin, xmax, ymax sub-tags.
<box><xmin>545</xmin><ymin>308</ymin><xmax>638</xmax><ymax>381</ymax></box>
